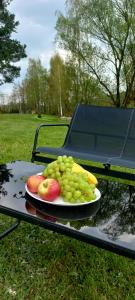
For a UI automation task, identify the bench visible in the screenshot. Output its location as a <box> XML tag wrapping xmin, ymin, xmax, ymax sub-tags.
<box><xmin>31</xmin><ymin>104</ymin><xmax>135</xmax><ymax>181</ymax></box>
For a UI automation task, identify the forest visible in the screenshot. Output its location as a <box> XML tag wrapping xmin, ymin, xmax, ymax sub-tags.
<box><xmin>1</xmin><ymin>0</ymin><xmax>135</xmax><ymax>115</ymax></box>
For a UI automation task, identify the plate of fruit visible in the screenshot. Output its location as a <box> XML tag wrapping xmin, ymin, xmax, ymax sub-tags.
<box><xmin>25</xmin><ymin>156</ymin><xmax>101</xmax><ymax>206</ymax></box>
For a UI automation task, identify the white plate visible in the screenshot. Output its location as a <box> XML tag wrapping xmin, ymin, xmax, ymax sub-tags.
<box><xmin>25</xmin><ymin>179</ymin><xmax>101</xmax><ymax>207</ymax></box>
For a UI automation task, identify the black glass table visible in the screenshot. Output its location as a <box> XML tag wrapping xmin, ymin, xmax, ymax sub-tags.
<box><xmin>0</xmin><ymin>161</ymin><xmax>135</xmax><ymax>259</ymax></box>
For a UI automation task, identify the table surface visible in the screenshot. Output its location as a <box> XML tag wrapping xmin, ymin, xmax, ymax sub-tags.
<box><xmin>0</xmin><ymin>160</ymin><xmax>135</xmax><ymax>259</ymax></box>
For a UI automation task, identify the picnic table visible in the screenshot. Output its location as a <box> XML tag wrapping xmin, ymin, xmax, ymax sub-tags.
<box><xmin>0</xmin><ymin>160</ymin><xmax>135</xmax><ymax>259</ymax></box>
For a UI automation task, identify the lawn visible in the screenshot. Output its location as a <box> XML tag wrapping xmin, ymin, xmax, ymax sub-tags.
<box><xmin>0</xmin><ymin>113</ymin><xmax>135</xmax><ymax>300</ymax></box>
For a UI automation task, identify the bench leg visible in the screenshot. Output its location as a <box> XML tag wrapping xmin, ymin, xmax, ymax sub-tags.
<box><xmin>0</xmin><ymin>219</ymin><xmax>20</xmax><ymax>240</ymax></box>
<box><xmin>103</xmin><ymin>163</ymin><xmax>111</xmax><ymax>170</ymax></box>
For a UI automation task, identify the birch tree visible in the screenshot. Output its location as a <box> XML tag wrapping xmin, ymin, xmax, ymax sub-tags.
<box><xmin>56</xmin><ymin>0</ymin><xmax>135</xmax><ymax>107</ymax></box>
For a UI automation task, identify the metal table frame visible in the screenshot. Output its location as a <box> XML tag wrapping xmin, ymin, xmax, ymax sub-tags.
<box><xmin>0</xmin><ymin>161</ymin><xmax>135</xmax><ymax>260</ymax></box>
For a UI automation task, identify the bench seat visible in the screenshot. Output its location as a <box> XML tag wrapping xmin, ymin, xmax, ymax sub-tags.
<box><xmin>32</xmin><ymin>104</ymin><xmax>135</xmax><ymax>180</ymax></box>
<box><xmin>35</xmin><ymin>145</ymin><xmax>110</xmax><ymax>163</ymax></box>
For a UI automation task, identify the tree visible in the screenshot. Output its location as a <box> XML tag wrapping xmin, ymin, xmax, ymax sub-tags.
<box><xmin>48</xmin><ymin>53</ymin><xmax>70</xmax><ymax>116</ymax></box>
<box><xmin>8</xmin><ymin>82</ymin><xmax>26</xmax><ymax>113</ymax></box>
<box><xmin>23</xmin><ymin>58</ymin><xmax>48</xmax><ymax>113</ymax></box>
<box><xmin>56</xmin><ymin>0</ymin><xmax>135</xmax><ymax>107</ymax></box>
<box><xmin>0</xmin><ymin>0</ymin><xmax>26</xmax><ymax>85</ymax></box>
<box><xmin>65</xmin><ymin>55</ymin><xmax>104</xmax><ymax>108</ymax></box>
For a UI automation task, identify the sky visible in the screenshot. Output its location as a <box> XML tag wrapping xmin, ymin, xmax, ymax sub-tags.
<box><xmin>0</xmin><ymin>0</ymin><xmax>66</xmax><ymax>98</ymax></box>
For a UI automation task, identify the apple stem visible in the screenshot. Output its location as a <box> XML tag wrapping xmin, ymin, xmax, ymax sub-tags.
<box><xmin>43</xmin><ymin>182</ymin><xmax>48</xmax><ymax>188</ymax></box>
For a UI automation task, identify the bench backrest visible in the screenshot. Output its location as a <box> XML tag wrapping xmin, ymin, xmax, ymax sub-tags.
<box><xmin>64</xmin><ymin>104</ymin><xmax>134</xmax><ymax>156</ymax></box>
<box><xmin>122</xmin><ymin>109</ymin><xmax>135</xmax><ymax>159</ymax></box>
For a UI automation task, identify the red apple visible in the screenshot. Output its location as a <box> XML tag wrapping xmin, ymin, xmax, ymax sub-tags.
<box><xmin>26</xmin><ymin>174</ymin><xmax>45</xmax><ymax>193</ymax></box>
<box><xmin>38</xmin><ymin>178</ymin><xmax>61</xmax><ymax>201</ymax></box>
<box><xmin>37</xmin><ymin>211</ymin><xmax>57</xmax><ymax>222</ymax></box>
<box><xmin>25</xmin><ymin>201</ymin><xmax>37</xmax><ymax>215</ymax></box>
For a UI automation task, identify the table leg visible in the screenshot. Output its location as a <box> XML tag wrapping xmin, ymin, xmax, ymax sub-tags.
<box><xmin>0</xmin><ymin>219</ymin><xmax>20</xmax><ymax>240</ymax></box>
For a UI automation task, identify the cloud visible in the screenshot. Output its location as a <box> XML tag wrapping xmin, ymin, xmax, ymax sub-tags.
<box><xmin>16</xmin><ymin>17</ymin><xmax>52</xmax><ymax>55</ymax></box>
<box><xmin>0</xmin><ymin>0</ymin><xmax>66</xmax><ymax>98</ymax></box>
<box><xmin>10</xmin><ymin>0</ymin><xmax>65</xmax><ymax>24</ymax></box>
<box><xmin>40</xmin><ymin>49</ymin><xmax>55</xmax><ymax>67</ymax></box>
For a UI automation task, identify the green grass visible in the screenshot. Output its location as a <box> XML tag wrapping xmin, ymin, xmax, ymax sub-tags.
<box><xmin>0</xmin><ymin>113</ymin><xmax>135</xmax><ymax>300</ymax></box>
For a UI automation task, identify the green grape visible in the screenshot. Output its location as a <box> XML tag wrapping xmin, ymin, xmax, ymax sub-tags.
<box><xmin>64</xmin><ymin>191</ymin><xmax>72</xmax><ymax>201</ymax></box>
<box><xmin>70</xmin><ymin>198</ymin><xmax>76</xmax><ymax>203</ymax></box>
<box><xmin>59</xmin><ymin>164</ymin><xmax>65</xmax><ymax>172</ymax></box>
<box><xmin>80</xmin><ymin>197</ymin><xmax>86</xmax><ymax>203</ymax></box>
<box><xmin>47</xmin><ymin>168</ymin><xmax>53</xmax><ymax>175</ymax></box>
<box><xmin>43</xmin><ymin>155</ymin><xmax>73</xmax><ymax>181</ymax></box>
<box><xmin>64</xmin><ymin>185</ymin><xmax>71</xmax><ymax>191</ymax></box>
<box><xmin>69</xmin><ymin>179</ymin><xmax>74</xmax><ymax>187</ymax></box>
<box><xmin>68</xmin><ymin>156</ymin><xmax>73</xmax><ymax>161</ymax></box>
<box><xmin>56</xmin><ymin>171</ymin><xmax>60</xmax><ymax>177</ymax></box>
<box><xmin>65</xmin><ymin>163</ymin><xmax>70</xmax><ymax>168</ymax></box>
<box><xmin>43</xmin><ymin>156</ymin><xmax>96</xmax><ymax>204</ymax></box>
<box><xmin>60</xmin><ymin>170</ymin><xmax>96</xmax><ymax>203</ymax></box>
<box><xmin>62</xmin><ymin>179</ymin><xmax>68</xmax><ymax>185</ymax></box>
<box><xmin>74</xmin><ymin>182</ymin><xmax>78</xmax><ymax>188</ymax></box>
<box><xmin>74</xmin><ymin>190</ymin><xmax>82</xmax><ymax>200</ymax></box>
<box><xmin>43</xmin><ymin>169</ymin><xmax>48</xmax><ymax>176</ymax></box>
<box><xmin>51</xmin><ymin>173</ymin><xmax>55</xmax><ymax>179</ymax></box>
<box><xmin>80</xmin><ymin>182</ymin><xmax>87</xmax><ymax>190</ymax></box>
<box><xmin>89</xmin><ymin>184</ymin><xmax>95</xmax><ymax>190</ymax></box>
<box><xmin>62</xmin><ymin>155</ymin><xmax>67</xmax><ymax>161</ymax></box>
<box><xmin>48</xmin><ymin>162</ymin><xmax>55</xmax><ymax>168</ymax></box>
<box><xmin>70</xmin><ymin>187</ymin><xmax>75</xmax><ymax>193</ymax></box>
<box><xmin>57</xmin><ymin>156</ymin><xmax>63</xmax><ymax>163</ymax></box>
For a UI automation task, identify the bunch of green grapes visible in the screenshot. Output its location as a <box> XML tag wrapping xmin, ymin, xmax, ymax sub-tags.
<box><xmin>43</xmin><ymin>155</ymin><xmax>74</xmax><ymax>181</ymax></box>
<box><xmin>60</xmin><ymin>172</ymin><xmax>96</xmax><ymax>203</ymax></box>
